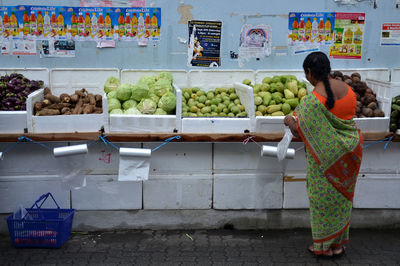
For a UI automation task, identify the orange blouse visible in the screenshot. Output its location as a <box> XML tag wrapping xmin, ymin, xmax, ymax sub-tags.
<box><xmin>312</xmin><ymin>85</ymin><xmax>356</xmax><ymax>120</ymax></box>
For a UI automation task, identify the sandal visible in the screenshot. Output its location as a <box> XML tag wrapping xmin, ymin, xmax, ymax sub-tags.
<box><xmin>332</xmin><ymin>246</ymin><xmax>346</xmax><ymax>258</ymax></box>
<box><xmin>307</xmin><ymin>245</ymin><xmax>334</xmax><ymax>258</ymax></box>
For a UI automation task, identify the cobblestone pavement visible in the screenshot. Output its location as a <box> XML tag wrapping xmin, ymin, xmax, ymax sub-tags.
<box><xmin>1</xmin><ymin>229</ymin><xmax>400</xmax><ymax>265</ymax></box>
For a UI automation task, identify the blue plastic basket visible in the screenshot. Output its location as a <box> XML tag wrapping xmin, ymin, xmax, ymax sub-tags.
<box><xmin>5</xmin><ymin>193</ymin><xmax>75</xmax><ymax>248</ymax></box>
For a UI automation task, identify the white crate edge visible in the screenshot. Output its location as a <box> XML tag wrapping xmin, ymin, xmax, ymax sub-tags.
<box><xmin>255</xmin><ymin>69</ymin><xmax>306</xmax><ymax>84</ymax></box>
<box><xmin>392</xmin><ymin>68</ymin><xmax>400</xmax><ymax>83</ymax></box>
<box><xmin>27</xmin><ymin>89</ymin><xmax>109</xmax><ymax>133</ymax></box>
<box><xmin>50</xmin><ymin>68</ymin><xmax>119</xmax><ymax>95</ymax></box>
<box><xmin>181</xmin><ymin>82</ymin><xmax>254</xmax><ymax>133</ymax></box>
<box><xmin>109</xmin><ymin>84</ymin><xmax>182</xmax><ymax>133</ymax></box>
<box><xmin>188</xmin><ymin>69</ymin><xmax>255</xmax><ymax>87</ymax></box>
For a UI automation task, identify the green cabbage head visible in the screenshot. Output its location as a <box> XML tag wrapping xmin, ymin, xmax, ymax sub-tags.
<box><xmin>137</xmin><ymin>98</ymin><xmax>157</xmax><ymax>114</ymax></box>
<box><xmin>131</xmin><ymin>83</ymin><xmax>149</xmax><ymax>101</ymax></box>
<box><xmin>124</xmin><ymin>107</ymin><xmax>142</xmax><ymax>115</ymax></box>
<box><xmin>104</xmin><ymin>76</ymin><xmax>120</xmax><ymax>93</ymax></box>
<box><xmin>116</xmin><ymin>83</ymin><xmax>133</xmax><ymax>101</ymax></box>
<box><xmin>153</xmin><ymin>78</ymin><xmax>173</xmax><ymax>97</ymax></box>
<box><xmin>157</xmin><ymin>72</ymin><xmax>173</xmax><ymax>84</ymax></box>
<box><xmin>122</xmin><ymin>99</ymin><xmax>138</xmax><ymax>110</ymax></box>
<box><xmin>138</xmin><ymin>75</ymin><xmax>157</xmax><ymax>88</ymax></box>
<box><xmin>158</xmin><ymin>92</ymin><xmax>176</xmax><ymax>113</ymax></box>
<box><xmin>108</xmin><ymin>98</ymin><xmax>122</xmax><ymax>112</ymax></box>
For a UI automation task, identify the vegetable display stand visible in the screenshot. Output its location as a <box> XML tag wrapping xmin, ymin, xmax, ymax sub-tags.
<box><xmin>6</xmin><ymin>193</ymin><xmax>75</xmax><ymax>248</ymax></box>
<box><xmin>182</xmin><ymin>70</ymin><xmax>255</xmax><ymax>133</ymax></box>
<box><xmin>0</xmin><ymin>68</ymin><xmax>49</xmax><ymax>133</ymax></box>
<box><xmin>108</xmin><ymin>70</ymin><xmax>185</xmax><ymax>133</ymax></box>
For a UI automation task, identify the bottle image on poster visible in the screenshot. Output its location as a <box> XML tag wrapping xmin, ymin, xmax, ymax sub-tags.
<box><xmin>188</xmin><ymin>20</ymin><xmax>222</xmax><ymax>67</ymax></box>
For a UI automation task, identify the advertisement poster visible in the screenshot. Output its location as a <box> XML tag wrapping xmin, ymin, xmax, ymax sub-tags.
<box><xmin>12</xmin><ymin>39</ymin><xmax>36</xmax><ymax>55</ymax></box>
<box><xmin>188</xmin><ymin>20</ymin><xmax>222</xmax><ymax>67</ymax></box>
<box><xmin>40</xmin><ymin>40</ymin><xmax>75</xmax><ymax>57</ymax></box>
<box><xmin>0</xmin><ymin>6</ymin><xmax>20</xmax><ymax>40</ymax></box>
<box><xmin>288</xmin><ymin>12</ymin><xmax>335</xmax><ymax>46</ymax></box>
<box><xmin>238</xmin><ymin>24</ymin><xmax>271</xmax><ymax>64</ymax></box>
<box><xmin>381</xmin><ymin>23</ymin><xmax>400</xmax><ymax>46</ymax></box>
<box><xmin>0</xmin><ymin>5</ymin><xmax>161</xmax><ymax>42</ymax></box>
<box><xmin>330</xmin><ymin>12</ymin><xmax>365</xmax><ymax>59</ymax></box>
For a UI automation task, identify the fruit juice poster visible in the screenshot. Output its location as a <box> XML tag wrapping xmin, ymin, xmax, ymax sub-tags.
<box><xmin>0</xmin><ymin>6</ymin><xmax>20</xmax><ymax>40</ymax></box>
<box><xmin>329</xmin><ymin>12</ymin><xmax>365</xmax><ymax>59</ymax></box>
<box><xmin>71</xmin><ymin>7</ymin><xmax>111</xmax><ymax>41</ymax></box>
<box><xmin>188</xmin><ymin>20</ymin><xmax>222</xmax><ymax>67</ymax></box>
<box><xmin>123</xmin><ymin>7</ymin><xmax>161</xmax><ymax>41</ymax></box>
<box><xmin>288</xmin><ymin>12</ymin><xmax>335</xmax><ymax>46</ymax></box>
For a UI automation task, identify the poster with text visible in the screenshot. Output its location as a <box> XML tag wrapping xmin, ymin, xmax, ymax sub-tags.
<box><xmin>288</xmin><ymin>12</ymin><xmax>335</xmax><ymax>46</ymax></box>
<box><xmin>380</xmin><ymin>23</ymin><xmax>400</xmax><ymax>46</ymax></box>
<box><xmin>238</xmin><ymin>24</ymin><xmax>272</xmax><ymax>64</ymax></box>
<box><xmin>188</xmin><ymin>20</ymin><xmax>222</xmax><ymax>67</ymax></box>
<box><xmin>329</xmin><ymin>12</ymin><xmax>365</xmax><ymax>59</ymax></box>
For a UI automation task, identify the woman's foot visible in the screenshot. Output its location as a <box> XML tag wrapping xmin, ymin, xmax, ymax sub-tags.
<box><xmin>332</xmin><ymin>246</ymin><xmax>346</xmax><ymax>257</ymax></box>
<box><xmin>307</xmin><ymin>245</ymin><xmax>333</xmax><ymax>257</ymax></box>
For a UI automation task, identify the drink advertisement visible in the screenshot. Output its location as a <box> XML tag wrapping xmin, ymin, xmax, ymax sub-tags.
<box><xmin>329</xmin><ymin>12</ymin><xmax>365</xmax><ymax>59</ymax></box>
<box><xmin>0</xmin><ymin>5</ymin><xmax>161</xmax><ymax>42</ymax></box>
<box><xmin>0</xmin><ymin>6</ymin><xmax>20</xmax><ymax>40</ymax></box>
<box><xmin>288</xmin><ymin>12</ymin><xmax>335</xmax><ymax>46</ymax></box>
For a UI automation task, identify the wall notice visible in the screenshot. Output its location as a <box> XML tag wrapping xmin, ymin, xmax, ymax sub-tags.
<box><xmin>238</xmin><ymin>24</ymin><xmax>271</xmax><ymax>64</ymax></box>
<box><xmin>329</xmin><ymin>12</ymin><xmax>365</xmax><ymax>59</ymax></box>
<box><xmin>188</xmin><ymin>20</ymin><xmax>222</xmax><ymax>67</ymax></box>
<box><xmin>381</xmin><ymin>23</ymin><xmax>400</xmax><ymax>46</ymax></box>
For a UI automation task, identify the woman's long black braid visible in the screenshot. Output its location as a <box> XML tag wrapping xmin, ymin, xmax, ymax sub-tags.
<box><xmin>303</xmin><ymin>52</ymin><xmax>335</xmax><ymax>109</ymax></box>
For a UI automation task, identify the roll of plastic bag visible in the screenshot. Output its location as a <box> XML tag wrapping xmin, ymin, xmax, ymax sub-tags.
<box><xmin>277</xmin><ymin>127</ymin><xmax>294</xmax><ymax>161</ymax></box>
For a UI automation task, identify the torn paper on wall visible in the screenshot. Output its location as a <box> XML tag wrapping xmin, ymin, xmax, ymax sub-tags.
<box><xmin>40</xmin><ymin>40</ymin><xmax>75</xmax><ymax>57</ymax></box>
<box><xmin>238</xmin><ymin>24</ymin><xmax>271</xmax><ymax>66</ymax></box>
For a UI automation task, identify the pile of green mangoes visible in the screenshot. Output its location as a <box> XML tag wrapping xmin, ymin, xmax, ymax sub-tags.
<box><xmin>243</xmin><ymin>75</ymin><xmax>307</xmax><ymax>116</ymax></box>
<box><xmin>181</xmin><ymin>87</ymin><xmax>247</xmax><ymax>117</ymax></box>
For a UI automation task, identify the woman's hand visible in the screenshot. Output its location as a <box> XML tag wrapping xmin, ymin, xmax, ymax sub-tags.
<box><xmin>284</xmin><ymin>115</ymin><xmax>300</xmax><ymax>139</ymax></box>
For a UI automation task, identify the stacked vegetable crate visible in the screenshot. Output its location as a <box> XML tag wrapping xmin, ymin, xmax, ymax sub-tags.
<box><xmin>182</xmin><ymin>70</ymin><xmax>255</xmax><ymax>133</ymax></box>
<box><xmin>0</xmin><ymin>68</ymin><xmax>49</xmax><ymax>133</ymax></box>
<box><xmin>109</xmin><ymin>70</ymin><xmax>184</xmax><ymax>133</ymax></box>
<box><xmin>26</xmin><ymin>69</ymin><xmax>115</xmax><ymax>133</ymax></box>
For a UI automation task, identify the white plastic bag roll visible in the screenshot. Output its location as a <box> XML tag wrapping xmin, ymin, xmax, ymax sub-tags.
<box><xmin>261</xmin><ymin>145</ymin><xmax>295</xmax><ymax>159</ymax></box>
<box><xmin>53</xmin><ymin>144</ymin><xmax>88</xmax><ymax>157</ymax></box>
<box><xmin>118</xmin><ymin>148</ymin><xmax>152</xmax><ymax>181</ymax></box>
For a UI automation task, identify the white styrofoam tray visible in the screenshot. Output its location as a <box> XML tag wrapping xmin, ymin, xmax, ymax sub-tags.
<box><xmin>353</xmin><ymin>79</ymin><xmax>391</xmax><ymax>132</ymax></box>
<box><xmin>0</xmin><ymin>68</ymin><xmax>49</xmax><ymax>133</ymax></box>
<box><xmin>391</xmin><ymin>68</ymin><xmax>400</xmax><ymax>97</ymax></box>
<box><xmin>255</xmin><ymin>70</ymin><xmax>306</xmax><ymax>133</ymax></box>
<box><xmin>50</xmin><ymin>68</ymin><xmax>119</xmax><ymax>95</ymax></box>
<box><xmin>109</xmin><ymin>70</ymin><xmax>185</xmax><ymax>133</ymax></box>
<box><xmin>109</xmin><ymin>85</ymin><xmax>182</xmax><ymax>133</ymax></box>
<box><xmin>334</xmin><ymin>68</ymin><xmax>390</xmax><ymax>82</ymax></box>
<box><xmin>184</xmin><ymin>70</ymin><xmax>255</xmax><ymax>133</ymax></box>
<box><xmin>27</xmin><ymin>87</ymin><xmax>108</xmax><ymax>133</ymax></box>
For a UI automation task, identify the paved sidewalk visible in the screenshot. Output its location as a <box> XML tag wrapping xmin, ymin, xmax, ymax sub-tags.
<box><xmin>1</xmin><ymin>229</ymin><xmax>400</xmax><ymax>265</ymax></box>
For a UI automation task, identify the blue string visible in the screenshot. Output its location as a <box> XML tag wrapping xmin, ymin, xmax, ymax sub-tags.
<box><xmin>1</xmin><ymin>136</ymin><xmax>53</xmax><ymax>155</ymax></box>
<box><xmin>152</xmin><ymin>136</ymin><xmax>181</xmax><ymax>152</ymax></box>
<box><xmin>363</xmin><ymin>136</ymin><xmax>393</xmax><ymax>150</ymax></box>
<box><xmin>87</xmin><ymin>136</ymin><xmax>101</xmax><ymax>147</ymax></box>
<box><xmin>99</xmin><ymin>135</ymin><xmax>120</xmax><ymax>151</ymax></box>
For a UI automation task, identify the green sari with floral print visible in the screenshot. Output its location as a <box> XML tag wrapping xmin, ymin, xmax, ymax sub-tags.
<box><xmin>294</xmin><ymin>93</ymin><xmax>363</xmax><ymax>255</ymax></box>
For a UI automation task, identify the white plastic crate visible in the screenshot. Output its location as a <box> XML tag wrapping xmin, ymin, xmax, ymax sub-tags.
<box><xmin>254</xmin><ymin>70</ymin><xmax>306</xmax><ymax>133</ymax></box>
<box><xmin>184</xmin><ymin>70</ymin><xmax>255</xmax><ymax>133</ymax></box>
<box><xmin>0</xmin><ymin>68</ymin><xmax>49</xmax><ymax>133</ymax></box>
<box><xmin>26</xmin><ymin>87</ymin><xmax>108</xmax><ymax>133</ymax></box>
<box><xmin>353</xmin><ymin>79</ymin><xmax>392</xmax><ymax>132</ymax></box>
<box><xmin>110</xmin><ymin>70</ymin><xmax>184</xmax><ymax>133</ymax></box>
<box><xmin>334</xmin><ymin>68</ymin><xmax>390</xmax><ymax>82</ymax></box>
<box><xmin>391</xmin><ymin>68</ymin><xmax>400</xmax><ymax>97</ymax></box>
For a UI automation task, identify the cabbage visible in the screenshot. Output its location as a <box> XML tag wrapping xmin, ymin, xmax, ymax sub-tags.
<box><xmin>124</xmin><ymin>107</ymin><xmax>142</xmax><ymax>115</ymax></box>
<box><xmin>138</xmin><ymin>75</ymin><xmax>157</xmax><ymax>88</ymax></box>
<box><xmin>157</xmin><ymin>72</ymin><xmax>173</xmax><ymax>84</ymax></box>
<box><xmin>137</xmin><ymin>98</ymin><xmax>157</xmax><ymax>114</ymax></box>
<box><xmin>122</xmin><ymin>99</ymin><xmax>138</xmax><ymax>110</ymax></box>
<box><xmin>131</xmin><ymin>83</ymin><xmax>149</xmax><ymax>101</ymax></box>
<box><xmin>108</xmin><ymin>98</ymin><xmax>121</xmax><ymax>112</ymax></box>
<box><xmin>116</xmin><ymin>83</ymin><xmax>133</xmax><ymax>101</ymax></box>
<box><xmin>148</xmin><ymin>93</ymin><xmax>160</xmax><ymax>104</ymax></box>
<box><xmin>110</xmin><ymin>108</ymin><xmax>124</xmax><ymax>114</ymax></box>
<box><xmin>153</xmin><ymin>78</ymin><xmax>173</xmax><ymax>97</ymax></box>
<box><xmin>107</xmin><ymin>90</ymin><xmax>117</xmax><ymax>99</ymax></box>
<box><xmin>154</xmin><ymin>108</ymin><xmax>167</xmax><ymax>115</ymax></box>
<box><xmin>104</xmin><ymin>76</ymin><xmax>120</xmax><ymax>93</ymax></box>
<box><xmin>158</xmin><ymin>92</ymin><xmax>176</xmax><ymax>113</ymax></box>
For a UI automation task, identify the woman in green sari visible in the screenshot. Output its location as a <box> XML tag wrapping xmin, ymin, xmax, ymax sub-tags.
<box><xmin>284</xmin><ymin>52</ymin><xmax>363</xmax><ymax>257</ymax></box>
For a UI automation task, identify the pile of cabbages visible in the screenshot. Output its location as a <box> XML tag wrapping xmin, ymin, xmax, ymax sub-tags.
<box><xmin>104</xmin><ymin>72</ymin><xmax>177</xmax><ymax>115</ymax></box>
<box><xmin>0</xmin><ymin>73</ymin><xmax>44</xmax><ymax>111</ymax></box>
